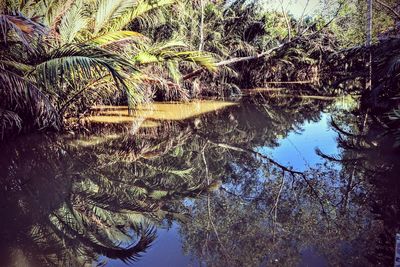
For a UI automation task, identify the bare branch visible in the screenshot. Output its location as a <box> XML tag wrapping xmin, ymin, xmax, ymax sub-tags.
<box><xmin>375</xmin><ymin>0</ymin><xmax>400</xmax><ymax>20</ymax></box>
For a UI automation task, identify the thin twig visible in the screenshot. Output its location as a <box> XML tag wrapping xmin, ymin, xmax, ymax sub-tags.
<box><xmin>201</xmin><ymin>142</ymin><xmax>231</xmax><ymax>260</ymax></box>
<box><xmin>272</xmin><ymin>170</ymin><xmax>285</xmax><ymax>242</ymax></box>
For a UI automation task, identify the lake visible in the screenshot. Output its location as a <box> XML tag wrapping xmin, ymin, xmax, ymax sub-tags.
<box><xmin>0</xmin><ymin>95</ymin><xmax>398</xmax><ymax>267</ymax></box>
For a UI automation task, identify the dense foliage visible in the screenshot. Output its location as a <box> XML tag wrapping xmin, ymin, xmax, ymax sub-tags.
<box><xmin>0</xmin><ymin>0</ymin><xmax>215</xmax><ymax>138</ymax></box>
<box><xmin>1</xmin><ymin>0</ymin><xmax>399</xmax><ymax>142</ymax></box>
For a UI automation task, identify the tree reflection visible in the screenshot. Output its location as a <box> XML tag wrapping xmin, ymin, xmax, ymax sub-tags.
<box><xmin>178</xmin><ymin>96</ymin><xmax>399</xmax><ymax>267</ymax></box>
<box><xmin>322</xmin><ymin>107</ymin><xmax>400</xmax><ymax>266</ymax></box>
<box><xmin>1</xmin><ymin>95</ymin><xmax>397</xmax><ymax>266</ymax></box>
<box><xmin>0</xmin><ymin>130</ymin><xmax>213</xmax><ymax>266</ymax></box>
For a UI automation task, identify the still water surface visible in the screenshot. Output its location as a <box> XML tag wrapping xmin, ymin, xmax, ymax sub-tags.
<box><xmin>0</xmin><ymin>96</ymin><xmax>398</xmax><ymax>266</ymax></box>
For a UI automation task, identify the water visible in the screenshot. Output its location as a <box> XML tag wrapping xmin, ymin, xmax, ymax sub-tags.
<box><xmin>0</xmin><ymin>96</ymin><xmax>398</xmax><ymax>267</ymax></box>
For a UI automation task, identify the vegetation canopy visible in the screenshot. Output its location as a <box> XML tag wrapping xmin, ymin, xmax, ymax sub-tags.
<box><xmin>1</xmin><ymin>0</ymin><xmax>399</xmax><ymax>139</ymax></box>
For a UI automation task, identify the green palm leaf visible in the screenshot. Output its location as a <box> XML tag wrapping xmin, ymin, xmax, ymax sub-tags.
<box><xmin>106</xmin><ymin>0</ymin><xmax>176</xmax><ymax>32</ymax></box>
<box><xmin>167</xmin><ymin>51</ymin><xmax>217</xmax><ymax>71</ymax></box>
<box><xmin>59</xmin><ymin>0</ymin><xmax>88</xmax><ymax>44</ymax></box>
<box><xmin>89</xmin><ymin>30</ymin><xmax>145</xmax><ymax>46</ymax></box>
<box><xmin>148</xmin><ymin>39</ymin><xmax>187</xmax><ymax>53</ymax></box>
<box><xmin>34</xmin><ymin>44</ymin><xmax>136</xmax><ymax>91</ymax></box>
<box><xmin>94</xmin><ymin>0</ymin><xmax>135</xmax><ymax>34</ymax></box>
<box><xmin>134</xmin><ymin>39</ymin><xmax>216</xmax><ymax>71</ymax></box>
<box><xmin>134</xmin><ymin>51</ymin><xmax>159</xmax><ymax>64</ymax></box>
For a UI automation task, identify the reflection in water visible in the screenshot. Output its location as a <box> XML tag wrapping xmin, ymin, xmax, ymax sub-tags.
<box><xmin>0</xmin><ymin>130</ymin><xmax>214</xmax><ymax>266</ymax></box>
<box><xmin>85</xmin><ymin>100</ymin><xmax>238</xmax><ymax>125</ymax></box>
<box><xmin>0</xmin><ymin>96</ymin><xmax>398</xmax><ymax>266</ymax></box>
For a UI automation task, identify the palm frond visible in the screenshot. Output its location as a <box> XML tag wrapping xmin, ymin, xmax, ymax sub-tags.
<box><xmin>95</xmin><ymin>224</ymin><xmax>156</xmax><ymax>263</ymax></box>
<box><xmin>148</xmin><ymin>39</ymin><xmax>187</xmax><ymax>53</ymax></box>
<box><xmin>172</xmin><ymin>51</ymin><xmax>217</xmax><ymax>71</ymax></box>
<box><xmin>0</xmin><ymin>64</ymin><xmax>59</xmax><ymax>131</ymax></box>
<box><xmin>106</xmin><ymin>0</ymin><xmax>175</xmax><ymax>32</ymax></box>
<box><xmin>0</xmin><ymin>59</ymin><xmax>34</xmax><ymax>72</ymax></box>
<box><xmin>59</xmin><ymin>0</ymin><xmax>88</xmax><ymax>44</ymax></box>
<box><xmin>166</xmin><ymin>60</ymin><xmax>181</xmax><ymax>83</ymax></box>
<box><xmin>133</xmin><ymin>51</ymin><xmax>158</xmax><ymax>64</ymax></box>
<box><xmin>0</xmin><ymin>108</ymin><xmax>22</xmax><ymax>139</ymax></box>
<box><xmin>88</xmin><ymin>30</ymin><xmax>145</xmax><ymax>46</ymax></box>
<box><xmin>132</xmin><ymin>6</ymin><xmax>166</xmax><ymax>30</ymax></box>
<box><xmin>34</xmin><ymin>44</ymin><xmax>136</xmax><ymax>92</ymax></box>
<box><xmin>0</xmin><ymin>13</ymin><xmax>46</xmax><ymax>50</ymax></box>
<box><xmin>18</xmin><ymin>0</ymin><xmax>41</xmax><ymax>16</ymax></box>
<box><xmin>136</xmin><ymin>38</ymin><xmax>216</xmax><ymax>70</ymax></box>
<box><xmin>94</xmin><ymin>0</ymin><xmax>135</xmax><ymax>34</ymax></box>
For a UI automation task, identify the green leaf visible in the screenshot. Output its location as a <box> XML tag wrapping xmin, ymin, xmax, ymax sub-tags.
<box><xmin>89</xmin><ymin>30</ymin><xmax>145</xmax><ymax>46</ymax></box>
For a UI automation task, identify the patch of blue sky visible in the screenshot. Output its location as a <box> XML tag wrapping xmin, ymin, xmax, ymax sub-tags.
<box><xmin>256</xmin><ymin>113</ymin><xmax>340</xmax><ymax>172</ymax></box>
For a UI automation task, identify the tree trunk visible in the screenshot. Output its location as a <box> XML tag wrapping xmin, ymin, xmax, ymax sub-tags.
<box><xmin>280</xmin><ymin>1</ymin><xmax>292</xmax><ymax>41</ymax></box>
<box><xmin>198</xmin><ymin>0</ymin><xmax>205</xmax><ymax>51</ymax></box>
<box><xmin>366</xmin><ymin>0</ymin><xmax>373</xmax><ymax>46</ymax></box>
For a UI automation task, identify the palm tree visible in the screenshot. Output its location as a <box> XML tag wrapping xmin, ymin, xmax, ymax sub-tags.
<box><xmin>0</xmin><ymin>0</ymin><xmax>216</xmax><ymax>139</ymax></box>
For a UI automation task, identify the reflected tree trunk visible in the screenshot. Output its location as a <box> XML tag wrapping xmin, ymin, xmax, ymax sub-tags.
<box><xmin>366</xmin><ymin>0</ymin><xmax>373</xmax><ymax>90</ymax></box>
<box><xmin>0</xmin><ymin>0</ymin><xmax>6</xmax><ymax>13</ymax></box>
